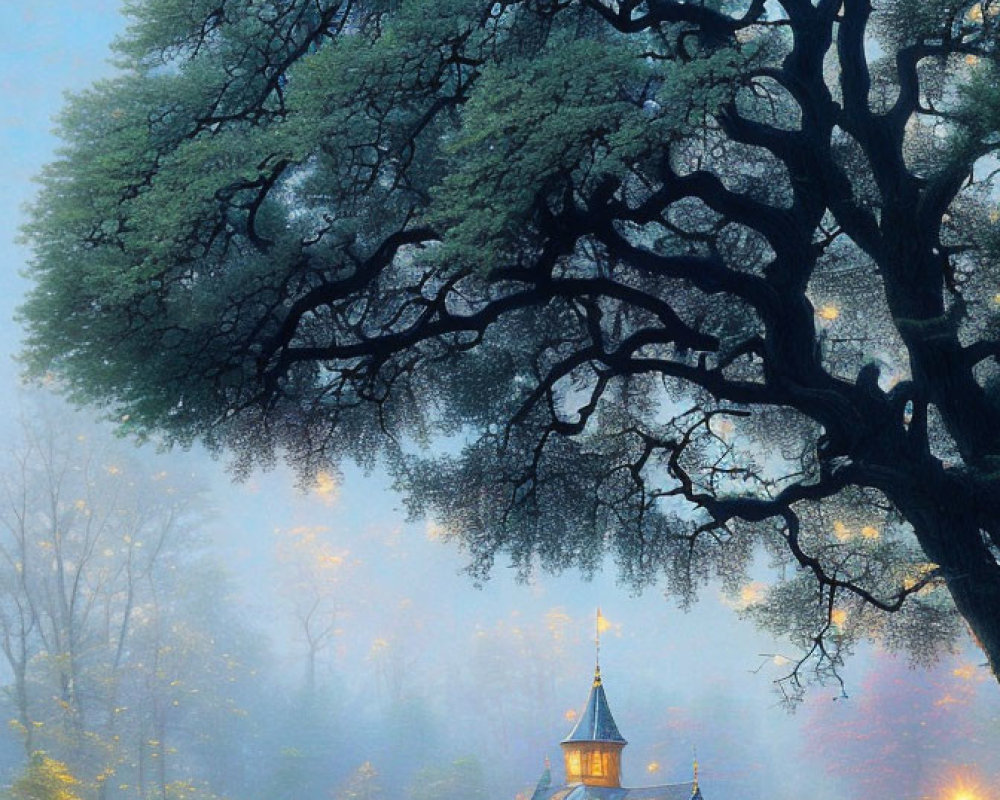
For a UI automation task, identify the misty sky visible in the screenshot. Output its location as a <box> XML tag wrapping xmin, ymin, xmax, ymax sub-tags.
<box><xmin>1</xmin><ymin>4</ymin><xmax>999</xmax><ymax>800</ymax></box>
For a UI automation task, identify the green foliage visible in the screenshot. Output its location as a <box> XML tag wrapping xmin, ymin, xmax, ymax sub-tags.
<box><xmin>430</xmin><ymin>35</ymin><xmax>667</xmax><ymax>269</ymax></box>
<box><xmin>877</xmin><ymin>0</ymin><xmax>966</xmax><ymax>45</ymax></box>
<box><xmin>19</xmin><ymin>0</ymin><xmax>1000</xmax><ymax>693</ymax></box>
<box><xmin>956</xmin><ymin>61</ymin><xmax>1000</xmax><ymax>148</ymax></box>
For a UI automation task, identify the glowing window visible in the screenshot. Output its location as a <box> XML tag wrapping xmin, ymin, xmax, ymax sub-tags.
<box><xmin>566</xmin><ymin>751</ymin><xmax>581</xmax><ymax>778</ymax></box>
<box><xmin>591</xmin><ymin>752</ymin><xmax>604</xmax><ymax>776</ymax></box>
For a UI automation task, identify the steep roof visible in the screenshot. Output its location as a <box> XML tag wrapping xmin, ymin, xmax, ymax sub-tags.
<box><xmin>562</xmin><ymin>667</ymin><xmax>627</xmax><ymax>744</ymax></box>
<box><xmin>530</xmin><ymin>762</ymin><xmax>553</xmax><ymax>800</ymax></box>
<box><xmin>533</xmin><ymin>783</ymin><xmax>699</xmax><ymax>800</ymax></box>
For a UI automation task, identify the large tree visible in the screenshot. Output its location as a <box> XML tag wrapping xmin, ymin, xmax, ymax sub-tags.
<box><xmin>20</xmin><ymin>0</ymin><xmax>1000</xmax><ymax>691</ymax></box>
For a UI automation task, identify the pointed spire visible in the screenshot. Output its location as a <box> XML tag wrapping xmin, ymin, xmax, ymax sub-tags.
<box><xmin>692</xmin><ymin>747</ymin><xmax>699</xmax><ymax>796</ymax></box>
<box><xmin>562</xmin><ymin>671</ymin><xmax>627</xmax><ymax>744</ymax></box>
<box><xmin>595</xmin><ymin>607</ymin><xmax>602</xmax><ymax>674</ymax></box>
<box><xmin>595</xmin><ymin>608</ymin><xmax>610</xmax><ymax>686</ymax></box>
<box><xmin>530</xmin><ymin>756</ymin><xmax>552</xmax><ymax>800</ymax></box>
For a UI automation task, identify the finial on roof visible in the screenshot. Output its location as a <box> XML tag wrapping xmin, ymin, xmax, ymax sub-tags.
<box><xmin>692</xmin><ymin>747</ymin><xmax>699</xmax><ymax>794</ymax></box>
<box><xmin>595</xmin><ymin>607</ymin><xmax>603</xmax><ymax>668</ymax></box>
<box><xmin>544</xmin><ymin>756</ymin><xmax>551</xmax><ymax>770</ymax></box>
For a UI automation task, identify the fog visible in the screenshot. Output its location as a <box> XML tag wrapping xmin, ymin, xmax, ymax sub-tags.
<box><xmin>1</xmin><ymin>4</ymin><xmax>998</xmax><ymax>800</ymax></box>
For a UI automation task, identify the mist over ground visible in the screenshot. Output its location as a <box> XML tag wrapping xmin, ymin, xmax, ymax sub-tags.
<box><xmin>1</xmin><ymin>4</ymin><xmax>999</xmax><ymax>800</ymax></box>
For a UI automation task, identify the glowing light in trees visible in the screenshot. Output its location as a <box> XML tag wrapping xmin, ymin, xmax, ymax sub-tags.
<box><xmin>425</xmin><ymin>520</ymin><xmax>447</xmax><ymax>541</ymax></box>
<box><xmin>596</xmin><ymin>609</ymin><xmax>612</xmax><ymax>635</ymax></box>
<box><xmin>903</xmin><ymin>561</ymin><xmax>940</xmax><ymax>591</ymax></box>
<box><xmin>545</xmin><ymin>608</ymin><xmax>572</xmax><ymax>640</ymax></box>
<box><xmin>740</xmin><ymin>583</ymin><xmax>765</xmax><ymax>605</ymax></box>
<box><xmin>723</xmin><ymin>582</ymin><xmax>768</xmax><ymax>610</ymax></box>
<box><xmin>312</xmin><ymin>470</ymin><xmax>339</xmax><ymax>505</ymax></box>
<box><xmin>832</xmin><ymin>520</ymin><xmax>852</xmax><ymax>542</ymax></box>
<box><xmin>710</xmin><ymin>417</ymin><xmax>735</xmax><ymax>439</ymax></box>
<box><xmin>368</xmin><ymin>637</ymin><xmax>390</xmax><ymax>658</ymax></box>
<box><xmin>965</xmin><ymin>2</ymin><xmax>996</xmax><ymax>21</ymax></box>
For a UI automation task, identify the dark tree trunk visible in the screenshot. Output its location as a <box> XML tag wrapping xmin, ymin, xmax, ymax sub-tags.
<box><xmin>890</xmin><ymin>475</ymin><xmax>1000</xmax><ymax>679</ymax></box>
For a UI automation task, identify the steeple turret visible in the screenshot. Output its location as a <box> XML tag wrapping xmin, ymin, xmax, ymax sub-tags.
<box><xmin>532</xmin><ymin>614</ymin><xmax>706</xmax><ymax>799</ymax></box>
<box><xmin>560</xmin><ymin>663</ymin><xmax>627</xmax><ymax>787</ymax></box>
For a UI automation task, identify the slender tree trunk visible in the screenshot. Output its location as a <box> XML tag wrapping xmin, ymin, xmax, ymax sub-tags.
<box><xmin>156</xmin><ymin>707</ymin><xmax>168</xmax><ymax>800</ymax></box>
<box><xmin>138</xmin><ymin>716</ymin><xmax>147</xmax><ymax>798</ymax></box>
<box><xmin>14</xmin><ymin>658</ymin><xmax>32</xmax><ymax>755</ymax></box>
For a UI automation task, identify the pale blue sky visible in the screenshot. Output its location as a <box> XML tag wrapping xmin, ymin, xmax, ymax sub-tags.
<box><xmin>0</xmin><ymin>0</ymin><xmax>124</xmax><ymax>386</ymax></box>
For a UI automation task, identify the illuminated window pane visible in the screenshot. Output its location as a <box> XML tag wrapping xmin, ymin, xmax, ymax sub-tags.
<box><xmin>567</xmin><ymin>751</ymin><xmax>581</xmax><ymax>777</ymax></box>
<box><xmin>591</xmin><ymin>752</ymin><xmax>604</xmax><ymax>776</ymax></box>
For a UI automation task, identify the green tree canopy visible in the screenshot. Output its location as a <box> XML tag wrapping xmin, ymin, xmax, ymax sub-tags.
<box><xmin>20</xmin><ymin>0</ymin><xmax>1000</xmax><ymax>694</ymax></box>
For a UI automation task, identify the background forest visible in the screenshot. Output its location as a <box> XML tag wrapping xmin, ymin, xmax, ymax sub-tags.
<box><xmin>0</xmin><ymin>396</ymin><xmax>996</xmax><ymax>800</ymax></box>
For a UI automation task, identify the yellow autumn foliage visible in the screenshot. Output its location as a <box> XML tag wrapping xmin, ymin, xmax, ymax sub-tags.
<box><xmin>9</xmin><ymin>753</ymin><xmax>82</xmax><ymax>800</ymax></box>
